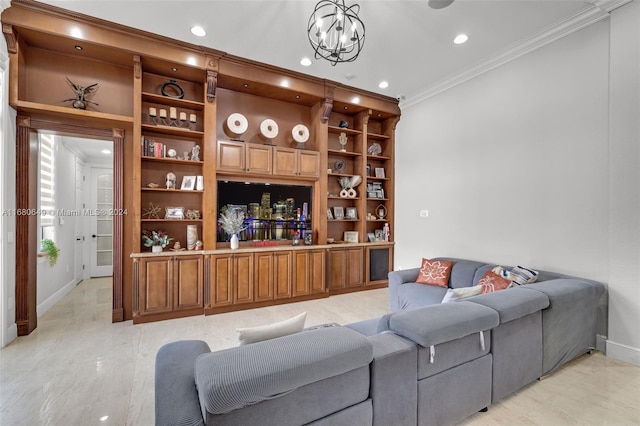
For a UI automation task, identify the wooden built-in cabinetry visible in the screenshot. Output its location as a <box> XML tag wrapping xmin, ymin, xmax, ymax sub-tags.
<box><xmin>2</xmin><ymin>1</ymin><xmax>400</xmax><ymax>328</ymax></box>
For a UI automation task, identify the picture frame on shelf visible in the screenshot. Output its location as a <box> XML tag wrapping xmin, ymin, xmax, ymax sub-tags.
<box><xmin>374</xmin><ymin>229</ymin><xmax>384</xmax><ymax>241</ymax></box>
<box><xmin>344</xmin><ymin>231</ymin><xmax>359</xmax><ymax>243</ymax></box>
<box><xmin>367</xmin><ymin>232</ymin><xmax>376</xmax><ymax>242</ymax></box>
<box><xmin>165</xmin><ymin>206</ymin><xmax>184</xmax><ymax>219</ymax></box>
<box><xmin>345</xmin><ymin>207</ymin><xmax>358</xmax><ymax>220</ymax></box>
<box><xmin>375</xmin><ymin>168</ymin><xmax>386</xmax><ymax>178</ymax></box>
<box><xmin>333</xmin><ymin>206</ymin><xmax>344</xmax><ymax>220</ymax></box>
<box><xmin>327</xmin><ymin>208</ymin><xmax>334</xmax><ymax>220</ymax></box>
<box><xmin>181</xmin><ymin>176</ymin><xmax>196</xmax><ymax>190</ymax></box>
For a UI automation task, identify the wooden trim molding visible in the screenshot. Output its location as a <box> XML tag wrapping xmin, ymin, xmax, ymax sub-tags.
<box><xmin>13</xmin><ymin>117</ymin><xmax>126</xmax><ymax>333</ymax></box>
<box><xmin>133</xmin><ymin>55</ymin><xmax>141</xmax><ymax>80</ymax></box>
<box><xmin>2</xmin><ymin>23</ymin><xmax>16</xmax><ymax>53</ymax></box>
<box><xmin>206</xmin><ymin>70</ymin><xmax>217</xmax><ymax>103</ymax></box>
<box><xmin>112</xmin><ymin>128</ymin><xmax>124</xmax><ymax>322</ymax></box>
<box><xmin>321</xmin><ymin>98</ymin><xmax>333</xmax><ymax>123</ymax></box>
<box><xmin>15</xmin><ymin>116</ymin><xmax>37</xmax><ymax>336</ymax></box>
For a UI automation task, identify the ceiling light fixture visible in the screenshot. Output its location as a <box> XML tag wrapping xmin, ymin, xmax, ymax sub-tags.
<box><xmin>101</xmin><ymin>149</ymin><xmax>111</xmax><ymax>155</ymax></box>
<box><xmin>190</xmin><ymin>26</ymin><xmax>206</xmax><ymax>37</ymax></box>
<box><xmin>307</xmin><ymin>0</ymin><xmax>365</xmax><ymax>66</ymax></box>
<box><xmin>300</xmin><ymin>57</ymin><xmax>312</xmax><ymax>66</ymax></box>
<box><xmin>378</xmin><ymin>81</ymin><xmax>389</xmax><ymax>89</ymax></box>
<box><xmin>454</xmin><ymin>34</ymin><xmax>469</xmax><ymax>44</ymax></box>
<box><xmin>74</xmin><ymin>45</ymin><xmax>83</xmax><ymax>51</ymax></box>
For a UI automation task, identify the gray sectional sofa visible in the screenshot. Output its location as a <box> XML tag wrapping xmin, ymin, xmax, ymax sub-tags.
<box><xmin>155</xmin><ymin>257</ymin><xmax>607</xmax><ymax>426</ymax></box>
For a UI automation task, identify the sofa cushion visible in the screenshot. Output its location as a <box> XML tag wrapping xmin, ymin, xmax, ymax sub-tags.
<box><xmin>441</xmin><ymin>285</ymin><xmax>483</xmax><ymax>303</ymax></box>
<box><xmin>237</xmin><ymin>312</ymin><xmax>306</xmax><ymax>345</ymax></box>
<box><xmin>466</xmin><ymin>287</ymin><xmax>549</xmax><ymax>323</ymax></box>
<box><xmin>388</xmin><ymin>301</ymin><xmax>499</xmax><ymax>347</ymax></box>
<box><xmin>195</xmin><ymin>326</ymin><xmax>373</xmax><ymax>416</ymax></box>
<box><xmin>434</xmin><ymin>258</ymin><xmax>491</xmax><ymax>289</ymax></box>
<box><xmin>478</xmin><ymin>270</ymin><xmax>511</xmax><ymax>294</ymax></box>
<box><xmin>397</xmin><ymin>283</ymin><xmax>449</xmax><ymax>309</ymax></box>
<box><xmin>416</xmin><ymin>258</ymin><xmax>453</xmax><ymax>287</ymax></box>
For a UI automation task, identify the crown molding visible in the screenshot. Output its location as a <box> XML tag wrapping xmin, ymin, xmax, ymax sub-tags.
<box><xmin>402</xmin><ymin>0</ymin><xmax>628</xmax><ymax>109</ymax></box>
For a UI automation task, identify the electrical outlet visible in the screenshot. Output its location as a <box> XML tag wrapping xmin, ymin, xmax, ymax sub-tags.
<box><xmin>420</xmin><ymin>210</ymin><xmax>429</xmax><ymax>218</ymax></box>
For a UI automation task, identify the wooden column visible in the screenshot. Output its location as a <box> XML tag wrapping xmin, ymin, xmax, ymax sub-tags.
<box><xmin>112</xmin><ymin>128</ymin><xmax>124</xmax><ymax>322</ymax></box>
<box><xmin>15</xmin><ymin>116</ymin><xmax>38</xmax><ymax>335</ymax></box>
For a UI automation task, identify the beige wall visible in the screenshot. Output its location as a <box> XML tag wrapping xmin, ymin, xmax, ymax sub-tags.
<box><xmin>396</xmin><ymin>6</ymin><xmax>639</xmax><ymax>366</ymax></box>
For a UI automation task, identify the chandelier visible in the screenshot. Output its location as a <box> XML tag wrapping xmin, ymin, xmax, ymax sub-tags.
<box><xmin>307</xmin><ymin>0</ymin><xmax>366</xmax><ymax>66</ymax></box>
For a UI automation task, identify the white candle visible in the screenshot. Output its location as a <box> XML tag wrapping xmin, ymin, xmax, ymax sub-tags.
<box><xmin>189</xmin><ymin>114</ymin><xmax>197</xmax><ymax>123</ymax></box>
<box><xmin>149</xmin><ymin>107</ymin><xmax>157</xmax><ymax>117</ymax></box>
<box><xmin>179</xmin><ymin>112</ymin><xmax>187</xmax><ymax>121</ymax></box>
<box><xmin>169</xmin><ymin>107</ymin><xmax>177</xmax><ymax>120</ymax></box>
<box><xmin>159</xmin><ymin>109</ymin><xmax>167</xmax><ymax>119</ymax></box>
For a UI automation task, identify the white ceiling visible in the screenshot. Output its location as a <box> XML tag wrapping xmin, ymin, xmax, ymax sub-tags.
<box><xmin>61</xmin><ymin>135</ymin><xmax>112</xmax><ymax>164</ymax></box>
<box><xmin>38</xmin><ymin>0</ymin><xmax>613</xmax><ymax>105</ymax></box>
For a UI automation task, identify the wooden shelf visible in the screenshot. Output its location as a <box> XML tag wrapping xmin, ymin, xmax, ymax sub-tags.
<box><xmin>141</xmin><ymin>219</ymin><xmax>203</xmax><ymax>222</ymax></box>
<box><xmin>367</xmin><ymin>154</ymin><xmax>391</xmax><ymax>161</ymax></box>
<box><xmin>142</xmin><ymin>92</ymin><xmax>204</xmax><ymax>110</ymax></box>
<box><xmin>141</xmin><ymin>187</ymin><xmax>204</xmax><ymax>193</ymax></box>
<box><xmin>328</xmin><ymin>149</ymin><xmax>362</xmax><ymax>157</ymax></box>
<box><xmin>142</xmin><ymin>156</ymin><xmax>204</xmax><ymax>166</ymax></box>
<box><xmin>17</xmin><ymin>100</ymin><xmax>133</xmax><ymax>127</ymax></box>
<box><xmin>328</xmin><ymin>125</ymin><xmax>362</xmax><ymax>135</ymax></box>
<box><xmin>367</xmin><ymin>132</ymin><xmax>391</xmax><ymax>141</ymax></box>
<box><xmin>141</xmin><ymin>123</ymin><xmax>204</xmax><ymax>137</ymax></box>
<box><xmin>367</xmin><ymin>176</ymin><xmax>390</xmax><ymax>181</ymax></box>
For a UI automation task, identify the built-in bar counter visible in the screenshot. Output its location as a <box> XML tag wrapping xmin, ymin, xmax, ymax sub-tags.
<box><xmin>130</xmin><ymin>242</ymin><xmax>393</xmax><ymax>324</ymax></box>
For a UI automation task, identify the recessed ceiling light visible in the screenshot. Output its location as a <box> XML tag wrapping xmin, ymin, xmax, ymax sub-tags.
<box><xmin>454</xmin><ymin>34</ymin><xmax>469</xmax><ymax>45</ymax></box>
<box><xmin>101</xmin><ymin>149</ymin><xmax>111</xmax><ymax>155</ymax></box>
<box><xmin>345</xmin><ymin>73</ymin><xmax>356</xmax><ymax>80</ymax></box>
<box><xmin>74</xmin><ymin>45</ymin><xmax>83</xmax><ymax>51</ymax></box>
<box><xmin>378</xmin><ymin>81</ymin><xmax>389</xmax><ymax>89</ymax></box>
<box><xmin>190</xmin><ymin>26</ymin><xmax>206</xmax><ymax>37</ymax></box>
<box><xmin>243</xmin><ymin>83</ymin><xmax>249</xmax><ymax>88</ymax></box>
<box><xmin>300</xmin><ymin>57</ymin><xmax>312</xmax><ymax>66</ymax></box>
<box><xmin>171</xmin><ymin>67</ymin><xmax>178</xmax><ymax>72</ymax></box>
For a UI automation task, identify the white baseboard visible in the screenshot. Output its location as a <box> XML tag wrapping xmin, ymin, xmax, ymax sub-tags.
<box><xmin>606</xmin><ymin>340</ymin><xmax>640</xmax><ymax>366</ymax></box>
<box><xmin>37</xmin><ymin>278</ymin><xmax>78</xmax><ymax>317</ymax></box>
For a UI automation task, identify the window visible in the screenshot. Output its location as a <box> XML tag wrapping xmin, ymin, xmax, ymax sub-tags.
<box><xmin>39</xmin><ymin>134</ymin><xmax>55</xmax><ymax>240</ymax></box>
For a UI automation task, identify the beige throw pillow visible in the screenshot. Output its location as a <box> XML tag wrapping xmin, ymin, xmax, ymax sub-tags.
<box><xmin>237</xmin><ymin>312</ymin><xmax>307</xmax><ymax>345</ymax></box>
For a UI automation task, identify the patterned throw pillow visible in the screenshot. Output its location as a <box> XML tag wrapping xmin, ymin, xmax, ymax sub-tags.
<box><xmin>510</xmin><ymin>265</ymin><xmax>539</xmax><ymax>285</ymax></box>
<box><xmin>416</xmin><ymin>259</ymin><xmax>453</xmax><ymax>288</ymax></box>
<box><xmin>478</xmin><ymin>270</ymin><xmax>511</xmax><ymax>294</ymax></box>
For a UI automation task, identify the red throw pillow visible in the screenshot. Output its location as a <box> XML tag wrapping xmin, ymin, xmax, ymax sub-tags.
<box><xmin>478</xmin><ymin>270</ymin><xmax>511</xmax><ymax>294</ymax></box>
<box><xmin>416</xmin><ymin>259</ymin><xmax>453</xmax><ymax>288</ymax></box>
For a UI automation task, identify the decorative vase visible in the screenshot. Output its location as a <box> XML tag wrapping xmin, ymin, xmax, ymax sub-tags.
<box><xmin>187</xmin><ymin>225</ymin><xmax>198</xmax><ymax>250</ymax></box>
<box><xmin>230</xmin><ymin>233</ymin><xmax>239</xmax><ymax>249</ymax></box>
<box><xmin>152</xmin><ymin>245</ymin><xmax>162</xmax><ymax>253</ymax></box>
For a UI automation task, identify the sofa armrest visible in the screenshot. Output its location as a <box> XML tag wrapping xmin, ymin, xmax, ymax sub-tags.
<box><xmin>155</xmin><ymin>340</ymin><xmax>211</xmax><ymax>426</ymax></box>
<box><xmin>388</xmin><ymin>267</ymin><xmax>420</xmax><ymax>311</ymax></box>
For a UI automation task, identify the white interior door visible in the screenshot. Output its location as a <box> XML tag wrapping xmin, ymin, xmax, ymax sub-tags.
<box><xmin>74</xmin><ymin>159</ymin><xmax>85</xmax><ymax>282</ymax></box>
<box><xmin>90</xmin><ymin>167</ymin><xmax>113</xmax><ymax>277</ymax></box>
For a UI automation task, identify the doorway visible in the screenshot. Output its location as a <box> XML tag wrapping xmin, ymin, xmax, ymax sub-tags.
<box><xmin>14</xmin><ymin>117</ymin><xmax>125</xmax><ymax>335</ymax></box>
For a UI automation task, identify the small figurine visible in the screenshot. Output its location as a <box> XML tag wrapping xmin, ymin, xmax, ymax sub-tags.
<box><xmin>173</xmin><ymin>242</ymin><xmax>182</xmax><ymax>250</ymax></box>
<box><xmin>166</xmin><ymin>172</ymin><xmax>176</xmax><ymax>190</ymax></box>
<box><xmin>194</xmin><ymin>240</ymin><xmax>203</xmax><ymax>251</ymax></box>
<box><xmin>62</xmin><ymin>77</ymin><xmax>99</xmax><ymax>110</ymax></box>
<box><xmin>192</xmin><ymin>145</ymin><xmax>200</xmax><ymax>161</ymax></box>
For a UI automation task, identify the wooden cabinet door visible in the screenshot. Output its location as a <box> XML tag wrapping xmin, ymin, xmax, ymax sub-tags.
<box><xmin>254</xmin><ymin>251</ymin><xmax>274</xmax><ymax>301</ymax></box>
<box><xmin>138</xmin><ymin>256</ymin><xmax>173</xmax><ymax>315</ymax></box>
<box><xmin>234</xmin><ymin>253</ymin><xmax>255</xmax><ymax>304</ymax></box>
<box><xmin>297</xmin><ymin>150</ymin><xmax>320</xmax><ymax>178</ymax></box>
<box><xmin>293</xmin><ymin>249</ymin><xmax>325</xmax><ymax>297</ymax></box>
<box><xmin>208</xmin><ymin>254</ymin><xmax>233</xmax><ymax>307</ymax></box>
<box><xmin>273</xmin><ymin>147</ymin><xmax>297</xmax><ymax>176</ymax></box>
<box><xmin>327</xmin><ymin>249</ymin><xmax>347</xmax><ymax>290</ymax></box>
<box><xmin>173</xmin><ymin>255</ymin><xmax>203</xmax><ymax>310</ymax></box>
<box><xmin>345</xmin><ymin>247</ymin><xmax>364</xmax><ymax>287</ymax></box>
<box><xmin>309</xmin><ymin>249</ymin><xmax>326</xmax><ymax>294</ymax></box>
<box><xmin>274</xmin><ymin>251</ymin><xmax>293</xmax><ymax>299</ymax></box>
<box><xmin>246</xmin><ymin>143</ymin><xmax>272</xmax><ymax>174</ymax></box>
<box><xmin>293</xmin><ymin>250</ymin><xmax>310</xmax><ymax>297</ymax></box>
<box><xmin>217</xmin><ymin>140</ymin><xmax>245</xmax><ymax>172</ymax></box>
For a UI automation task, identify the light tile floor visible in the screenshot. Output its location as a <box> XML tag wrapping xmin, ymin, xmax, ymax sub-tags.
<box><xmin>0</xmin><ymin>278</ymin><xmax>638</xmax><ymax>425</ymax></box>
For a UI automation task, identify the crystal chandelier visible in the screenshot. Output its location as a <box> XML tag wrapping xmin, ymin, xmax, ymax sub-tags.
<box><xmin>307</xmin><ymin>0</ymin><xmax>366</xmax><ymax>66</ymax></box>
